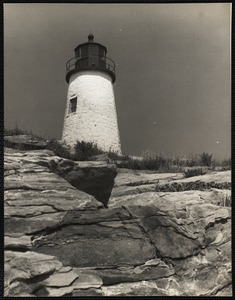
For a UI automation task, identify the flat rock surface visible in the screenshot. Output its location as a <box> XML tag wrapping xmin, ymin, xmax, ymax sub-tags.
<box><xmin>114</xmin><ymin>170</ymin><xmax>183</xmax><ymax>187</ymax></box>
<box><xmin>4</xmin><ymin>144</ymin><xmax>231</xmax><ymax>296</ymax></box>
<box><xmin>33</xmin><ymin>221</ymin><xmax>156</xmax><ymax>268</ymax></box>
<box><xmin>4</xmin><ymin>135</ymin><xmax>48</xmax><ymax>150</ymax></box>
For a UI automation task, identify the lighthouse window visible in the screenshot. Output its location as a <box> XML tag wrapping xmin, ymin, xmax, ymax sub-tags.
<box><xmin>89</xmin><ymin>45</ymin><xmax>98</xmax><ymax>55</ymax></box>
<box><xmin>81</xmin><ymin>45</ymin><xmax>88</xmax><ymax>58</ymax></box>
<box><xmin>70</xmin><ymin>97</ymin><xmax>77</xmax><ymax>113</ymax></box>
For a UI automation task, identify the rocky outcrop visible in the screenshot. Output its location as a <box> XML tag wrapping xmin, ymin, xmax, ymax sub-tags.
<box><xmin>108</xmin><ymin>169</ymin><xmax>231</xmax><ymax>296</ymax></box>
<box><xmin>4</xmin><ymin>135</ymin><xmax>48</xmax><ymax>150</ymax></box>
<box><xmin>154</xmin><ymin>171</ymin><xmax>231</xmax><ymax>191</ymax></box>
<box><xmin>4</xmin><ymin>147</ymin><xmax>231</xmax><ymax>296</ymax></box>
<box><xmin>5</xmin><ymin>148</ymin><xmax>117</xmax><ymax>208</ymax></box>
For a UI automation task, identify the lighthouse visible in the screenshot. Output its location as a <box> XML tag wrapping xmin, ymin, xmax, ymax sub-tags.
<box><xmin>62</xmin><ymin>34</ymin><xmax>122</xmax><ymax>154</ymax></box>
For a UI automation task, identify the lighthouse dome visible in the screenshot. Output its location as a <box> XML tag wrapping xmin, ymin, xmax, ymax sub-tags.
<box><xmin>88</xmin><ymin>33</ymin><xmax>94</xmax><ymax>42</ymax></box>
<box><xmin>66</xmin><ymin>34</ymin><xmax>116</xmax><ymax>83</ymax></box>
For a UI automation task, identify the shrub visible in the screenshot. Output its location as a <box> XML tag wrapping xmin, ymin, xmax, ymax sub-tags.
<box><xmin>122</xmin><ymin>158</ymin><xmax>143</xmax><ymax>170</ymax></box>
<box><xmin>186</xmin><ymin>155</ymin><xmax>200</xmax><ymax>167</ymax></box>
<box><xmin>142</xmin><ymin>150</ymin><xmax>159</xmax><ymax>160</ymax></box>
<box><xmin>46</xmin><ymin>139</ymin><xmax>71</xmax><ymax>159</ymax></box>
<box><xmin>200</xmin><ymin>152</ymin><xmax>213</xmax><ymax>166</ymax></box>
<box><xmin>210</xmin><ymin>157</ymin><xmax>231</xmax><ymax>170</ymax></box>
<box><xmin>172</xmin><ymin>156</ymin><xmax>187</xmax><ymax>167</ymax></box>
<box><xmin>144</xmin><ymin>156</ymin><xmax>170</xmax><ymax>171</ymax></box>
<box><xmin>183</xmin><ymin>168</ymin><xmax>207</xmax><ymax>178</ymax></box>
<box><xmin>116</xmin><ymin>155</ymin><xmax>173</xmax><ymax>171</ymax></box>
<box><xmin>221</xmin><ymin>158</ymin><xmax>231</xmax><ymax>167</ymax></box>
<box><xmin>74</xmin><ymin>141</ymin><xmax>104</xmax><ymax>160</ymax></box>
<box><xmin>107</xmin><ymin>151</ymin><xmax>129</xmax><ymax>161</ymax></box>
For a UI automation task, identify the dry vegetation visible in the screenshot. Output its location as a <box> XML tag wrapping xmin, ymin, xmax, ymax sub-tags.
<box><xmin>4</xmin><ymin>126</ymin><xmax>231</xmax><ymax>175</ymax></box>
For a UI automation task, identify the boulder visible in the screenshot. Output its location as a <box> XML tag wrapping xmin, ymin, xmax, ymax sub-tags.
<box><xmin>49</xmin><ymin>159</ymin><xmax>117</xmax><ymax>207</ymax></box>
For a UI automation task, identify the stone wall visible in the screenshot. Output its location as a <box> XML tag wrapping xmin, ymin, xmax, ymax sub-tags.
<box><xmin>62</xmin><ymin>70</ymin><xmax>122</xmax><ymax>154</ymax></box>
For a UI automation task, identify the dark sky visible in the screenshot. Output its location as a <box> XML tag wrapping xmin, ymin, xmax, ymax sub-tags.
<box><xmin>4</xmin><ymin>3</ymin><xmax>231</xmax><ymax>159</ymax></box>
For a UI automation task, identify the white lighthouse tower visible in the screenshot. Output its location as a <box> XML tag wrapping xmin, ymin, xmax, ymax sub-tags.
<box><xmin>62</xmin><ymin>34</ymin><xmax>122</xmax><ymax>154</ymax></box>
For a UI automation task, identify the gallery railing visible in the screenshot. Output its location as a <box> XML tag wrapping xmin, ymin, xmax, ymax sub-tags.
<box><xmin>66</xmin><ymin>55</ymin><xmax>116</xmax><ymax>75</ymax></box>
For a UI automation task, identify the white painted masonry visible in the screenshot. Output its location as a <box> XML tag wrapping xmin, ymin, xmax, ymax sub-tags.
<box><xmin>62</xmin><ymin>70</ymin><xmax>122</xmax><ymax>154</ymax></box>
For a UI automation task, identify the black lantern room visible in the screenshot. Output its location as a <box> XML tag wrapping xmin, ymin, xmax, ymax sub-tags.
<box><xmin>66</xmin><ymin>34</ymin><xmax>116</xmax><ymax>83</ymax></box>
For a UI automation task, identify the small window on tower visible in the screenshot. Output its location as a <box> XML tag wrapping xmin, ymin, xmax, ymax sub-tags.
<box><xmin>70</xmin><ymin>97</ymin><xmax>77</xmax><ymax>113</ymax></box>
